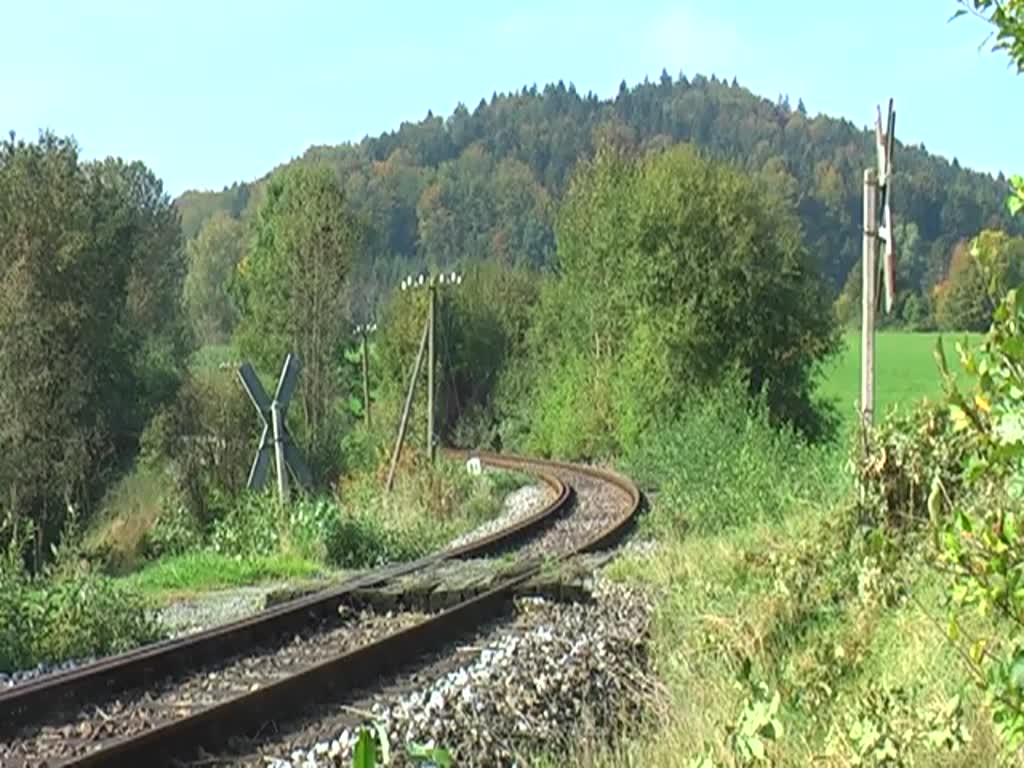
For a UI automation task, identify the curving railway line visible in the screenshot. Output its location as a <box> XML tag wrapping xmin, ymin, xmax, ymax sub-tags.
<box><xmin>0</xmin><ymin>451</ymin><xmax>641</xmax><ymax>768</ymax></box>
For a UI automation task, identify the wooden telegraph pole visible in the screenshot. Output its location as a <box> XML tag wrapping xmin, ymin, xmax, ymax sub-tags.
<box><xmin>426</xmin><ymin>281</ymin><xmax>436</xmax><ymax>461</ymax></box>
<box><xmin>355</xmin><ymin>322</ymin><xmax>377</xmax><ymax>428</ymax></box>
<box><xmin>362</xmin><ymin>335</ymin><xmax>371</xmax><ymax>428</ymax></box>
<box><xmin>386</xmin><ymin>270</ymin><xmax>462</xmax><ymax>490</ymax></box>
<box><xmin>861</xmin><ymin>99</ymin><xmax>896</xmax><ymax>435</ymax></box>
<box><xmin>861</xmin><ymin>168</ymin><xmax>878</xmax><ymax>430</ymax></box>
<box><xmin>386</xmin><ymin>315</ymin><xmax>430</xmax><ymax>492</ymax></box>
<box><xmin>395</xmin><ymin>271</ymin><xmax>463</xmax><ymax>468</ymax></box>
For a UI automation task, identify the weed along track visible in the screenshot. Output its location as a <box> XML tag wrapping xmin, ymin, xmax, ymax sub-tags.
<box><xmin>0</xmin><ymin>453</ymin><xmax>640</xmax><ymax>768</ymax></box>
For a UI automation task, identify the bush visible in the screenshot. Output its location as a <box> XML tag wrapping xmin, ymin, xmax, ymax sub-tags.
<box><xmin>143</xmin><ymin>501</ymin><xmax>205</xmax><ymax>559</ymax></box>
<box><xmin>140</xmin><ymin>367</ymin><xmax>253</xmax><ymax>527</ymax></box>
<box><xmin>0</xmin><ymin>524</ymin><xmax>162</xmax><ymax>674</ymax></box>
<box><xmin>0</xmin><ymin>575</ymin><xmax>162</xmax><ymax>673</ymax></box>
<box><xmin>514</xmin><ymin>143</ymin><xmax>839</xmax><ymax>457</ymax></box>
<box><xmin>626</xmin><ymin>379</ymin><xmax>844</xmax><ymax>536</ymax></box>
<box><xmin>323</xmin><ymin>510</ymin><xmax>435</xmax><ymax>568</ymax></box>
<box><xmin>857</xmin><ymin>401</ymin><xmax>969</xmax><ymax>532</ymax></box>
<box><xmin>209</xmin><ymin>494</ymin><xmax>337</xmax><ymax>561</ymax></box>
<box><xmin>83</xmin><ymin>464</ymin><xmax>176</xmax><ymax>573</ymax></box>
<box><xmin>373</xmin><ymin>260</ymin><xmax>541</xmax><ymax>455</ymax></box>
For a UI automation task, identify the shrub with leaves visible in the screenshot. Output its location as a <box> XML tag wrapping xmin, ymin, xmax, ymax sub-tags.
<box><xmin>142</xmin><ymin>501</ymin><xmax>205</xmax><ymax>559</ymax></box>
<box><xmin>857</xmin><ymin>399</ymin><xmax>969</xmax><ymax>533</ymax></box>
<box><xmin>348</xmin><ymin>723</ymin><xmax>453</xmax><ymax>767</ymax></box>
<box><xmin>825</xmin><ymin>687</ymin><xmax>970</xmax><ymax>767</ymax></box>
<box><xmin>728</xmin><ymin>683</ymin><xmax>784</xmax><ymax>764</ymax></box>
<box><xmin>140</xmin><ymin>368</ymin><xmax>253</xmax><ymax>528</ymax></box>
<box><xmin>209</xmin><ymin>494</ymin><xmax>337</xmax><ymax>561</ymax></box>
<box><xmin>627</xmin><ymin>377</ymin><xmax>842</xmax><ymax>536</ymax></box>
<box><xmin>931</xmin><ymin>249</ymin><xmax>1024</xmax><ymax>753</ymax></box>
<box><xmin>0</xmin><ymin>515</ymin><xmax>162</xmax><ymax>673</ymax></box>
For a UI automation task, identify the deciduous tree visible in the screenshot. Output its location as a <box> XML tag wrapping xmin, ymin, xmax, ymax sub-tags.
<box><xmin>234</xmin><ymin>164</ymin><xmax>363</xmax><ymax>478</ymax></box>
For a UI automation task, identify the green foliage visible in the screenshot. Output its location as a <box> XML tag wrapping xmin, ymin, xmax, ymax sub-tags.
<box><xmin>189</xmin><ymin>343</ymin><xmax>239</xmax><ymax>371</ymax></box>
<box><xmin>184</xmin><ymin>212</ymin><xmax>244</xmax><ymax>345</ymax></box>
<box><xmin>955</xmin><ymin>1</ymin><xmax>1024</xmax><ymax>72</ymax></box>
<box><xmin>140</xmin><ymin>367</ymin><xmax>253</xmax><ymax>527</ymax></box>
<box><xmin>825</xmin><ymin>688</ymin><xmax>970</xmax><ymax>766</ymax></box>
<box><xmin>1010</xmin><ymin>174</ymin><xmax>1024</xmax><ymax>216</ymax></box>
<box><xmin>142</xmin><ymin>501</ymin><xmax>205</xmax><ymax>559</ymax></box>
<box><xmin>175</xmin><ymin>182</ymin><xmax>252</xmax><ymax>239</ymax></box>
<box><xmin>351</xmin><ymin>723</ymin><xmax>390</xmax><ymax>767</ymax></box>
<box><xmin>372</xmin><ymin>260</ymin><xmax>540</xmax><ymax>454</ymax></box>
<box><xmin>323</xmin><ymin>508</ymin><xmax>436</xmax><ymax>568</ymax></box>
<box><xmin>0</xmin><ymin>132</ymin><xmax>189</xmax><ymax>562</ymax></box>
<box><xmin>121</xmin><ymin>551</ymin><xmax>323</xmax><ymax>597</ymax></box>
<box><xmin>935</xmin><ymin>241</ymin><xmax>995</xmax><ymax>331</ymax></box>
<box><xmin>520</xmin><ymin>143</ymin><xmax>838</xmax><ymax>456</ymax></box>
<box><xmin>349</xmin><ymin>723</ymin><xmax>453</xmax><ymax>767</ymax></box>
<box><xmin>198</xmin><ymin>458</ymin><xmax>508</xmax><ymax>569</ymax></box>
<box><xmin>209</xmin><ymin>495</ymin><xmax>337</xmax><ymax>561</ymax></box>
<box><xmin>728</xmin><ymin>683</ymin><xmax>784</xmax><ymax>764</ymax></box>
<box><xmin>932</xmin><ymin>278</ymin><xmax>1024</xmax><ymax>753</ymax></box>
<box><xmin>0</xmin><ymin>517</ymin><xmax>161</xmax><ymax>673</ymax></box>
<box><xmin>592</xmin><ymin>427</ymin><xmax>997</xmax><ymax>767</ymax></box>
<box><xmin>407</xmin><ymin>741</ymin><xmax>454</xmax><ymax>767</ymax></box>
<box><xmin>934</xmin><ymin>232</ymin><xmax>1024</xmax><ymax>332</ymax></box>
<box><xmin>627</xmin><ymin>378</ymin><xmax>842</xmax><ymax>535</ymax></box>
<box><xmin>328</xmin><ymin>459</ymin><xmax>509</xmax><ymax>567</ymax></box>
<box><xmin>234</xmin><ymin>163</ymin><xmax>363</xmax><ymax>479</ymax></box>
<box><xmin>81</xmin><ymin>464</ymin><xmax>180</xmax><ymax>573</ymax></box>
<box><xmin>177</xmin><ymin>75</ymin><xmax>1021</xmax><ymax>330</ymax></box>
<box><xmin>857</xmin><ymin>401</ymin><xmax>969</xmax><ymax>532</ymax></box>
<box><xmin>417</xmin><ymin>148</ymin><xmax>554</xmax><ymax>268</ymax></box>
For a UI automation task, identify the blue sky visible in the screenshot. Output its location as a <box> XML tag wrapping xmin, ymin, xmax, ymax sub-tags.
<box><xmin>2</xmin><ymin>0</ymin><xmax>1020</xmax><ymax>196</ymax></box>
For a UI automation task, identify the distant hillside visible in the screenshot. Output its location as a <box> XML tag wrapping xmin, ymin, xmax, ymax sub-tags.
<box><xmin>175</xmin><ymin>71</ymin><xmax>1019</xmax><ymax>319</ymax></box>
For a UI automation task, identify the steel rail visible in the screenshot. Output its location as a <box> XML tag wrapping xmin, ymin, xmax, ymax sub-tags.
<box><xmin>0</xmin><ymin>464</ymin><xmax>568</xmax><ymax>735</ymax></box>
<box><xmin>5</xmin><ymin>454</ymin><xmax>641</xmax><ymax>768</ymax></box>
<box><xmin>52</xmin><ymin>454</ymin><xmax>642</xmax><ymax>768</ymax></box>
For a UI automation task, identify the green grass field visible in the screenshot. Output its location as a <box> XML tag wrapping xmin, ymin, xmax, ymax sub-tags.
<box><xmin>817</xmin><ymin>331</ymin><xmax>983</xmax><ymax>423</ymax></box>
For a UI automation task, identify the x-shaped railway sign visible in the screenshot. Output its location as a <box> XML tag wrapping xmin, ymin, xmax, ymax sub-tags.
<box><xmin>238</xmin><ymin>354</ymin><xmax>313</xmax><ymax>494</ymax></box>
<box><xmin>875</xmin><ymin>98</ymin><xmax>897</xmax><ymax>314</ymax></box>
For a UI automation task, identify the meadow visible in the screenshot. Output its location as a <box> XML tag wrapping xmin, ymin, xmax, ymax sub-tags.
<box><xmin>817</xmin><ymin>331</ymin><xmax>983</xmax><ymax>424</ymax></box>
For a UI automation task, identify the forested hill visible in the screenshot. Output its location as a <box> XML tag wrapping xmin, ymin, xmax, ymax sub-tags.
<box><xmin>175</xmin><ymin>71</ymin><xmax>1018</xmax><ymax>320</ymax></box>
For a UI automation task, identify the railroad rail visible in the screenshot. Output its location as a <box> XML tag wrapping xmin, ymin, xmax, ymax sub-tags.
<box><xmin>0</xmin><ymin>451</ymin><xmax>641</xmax><ymax>768</ymax></box>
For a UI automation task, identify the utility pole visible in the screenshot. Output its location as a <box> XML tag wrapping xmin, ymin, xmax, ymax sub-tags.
<box><xmin>386</xmin><ymin>314</ymin><xmax>430</xmax><ymax>492</ymax></box>
<box><xmin>860</xmin><ymin>99</ymin><xmax>896</xmax><ymax>434</ymax></box>
<box><xmin>861</xmin><ymin>168</ymin><xmax>878</xmax><ymax>430</ymax></box>
<box><xmin>354</xmin><ymin>322</ymin><xmax>377</xmax><ymax>429</ymax></box>
<box><xmin>427</xmin><ymin>282</ymin><xmax>435</xmax><ymax>460</ymax></box>
<box><xmin>400</xmin><ymin>271</ymin><xmax>463</xmax><ymax>463</ymax></box>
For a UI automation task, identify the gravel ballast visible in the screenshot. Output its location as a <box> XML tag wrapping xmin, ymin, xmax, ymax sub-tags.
<box><xmin>446</xmin><ymin>482</ymin><xmax>555</xmax><ymax>551</ymax></box>
<box><xmin>1</xmin><ymin>607</ymin><xmax>430</xmax><ymax>767</ymax></box>
<box><xmin>248</xmin><ymin>580</ymin><xmax>653</xmax><ymax>768</ymax></box>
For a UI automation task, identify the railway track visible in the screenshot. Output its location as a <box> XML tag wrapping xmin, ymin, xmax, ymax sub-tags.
<box><xmin>0</xmin><ymin>451</ymin><xmax>641</xmax><ymax>768</ymax></box>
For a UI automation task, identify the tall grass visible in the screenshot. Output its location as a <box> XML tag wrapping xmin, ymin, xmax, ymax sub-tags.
<box><xmin>625</xmin><ymin>382</ymin><xmax>846</xmax><ymax>536</ymax></box>
<box><xmin>84</xmin><ymin>464</ymin><xmax>173</xmax><ymax>573</ymax></box>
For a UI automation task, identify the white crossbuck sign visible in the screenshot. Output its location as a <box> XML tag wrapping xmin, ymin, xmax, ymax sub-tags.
<box><xmin>238</xmin><ymin>354</ymin><xmax>313</xmax><ymax>494</ymax></box>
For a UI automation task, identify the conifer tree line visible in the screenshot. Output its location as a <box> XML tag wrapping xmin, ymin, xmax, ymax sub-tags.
<box><xmin>180</xmin><ymin>72</ymin><xmax>1022</xmax><ymax>333</ymax></box>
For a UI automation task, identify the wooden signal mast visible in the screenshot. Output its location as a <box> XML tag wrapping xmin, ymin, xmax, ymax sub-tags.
<box><xmin>861</xmin><ymin>98</ymin><xmax>896</xmax><ymax>431</ymax></box>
